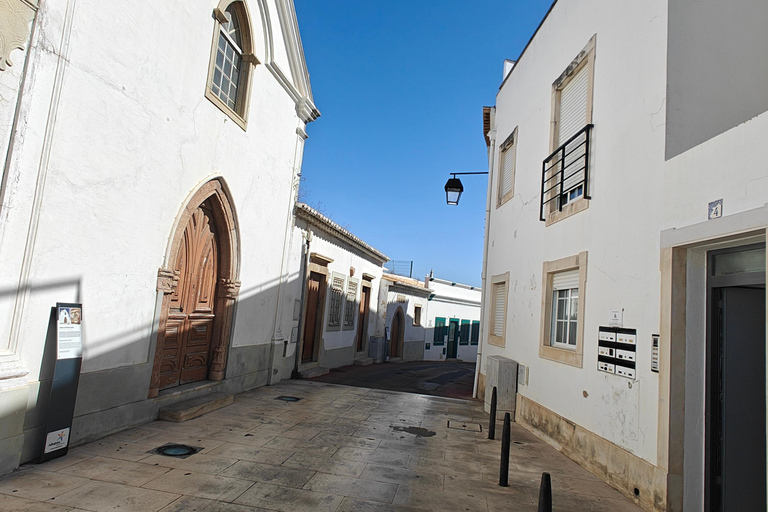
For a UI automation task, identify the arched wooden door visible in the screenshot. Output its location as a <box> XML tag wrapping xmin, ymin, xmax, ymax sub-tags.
<box><xmin>390</xmin><ymin>309</ymin><xmax>404</xmax><ymax>357</ymax></box>
<box><xmin>158</xmin><ymin>204</ymin><xmax>219</xmax><ymax>389</ymax></box>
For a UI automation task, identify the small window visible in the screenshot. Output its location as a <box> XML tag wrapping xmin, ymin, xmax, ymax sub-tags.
<box><xmin>343</xmin><ymin>278</ymin><xmax>358</xmax><ymax>330</ymax></box>
<box><xmin>414</xmin><ymin>305</ymin><xmax>422</xmax><ymax>326</ymax></box>
<box><xmin>489</xmin><ymin>273</ymin><xmax>509</xmax><ymax>347</ymax></box>
<box><xmin>205</xmin><ymin>2</ymin><xmax>259</xmax><ymax>130</ymax></box>
<box><xmin>459</xmin><ymin>320</ymin><xmax>470</xmax><ymax>345</ymax></box>
<box><xmin>327</xmin><ymin>273</ymin><xmax>345</xmax><ymax>331</ymax></box>
<box><xmin>470</xmin><ymin>321</ymin><xmax>480</xmax><ymax>345</ymax></box>
<box><xmin>549</xmin><ymin>270</ymin><xmax>579</xmax><ymax>349</ymax></box>
<box><xmin>497</xmin><ymin>127</ymin><xmax>518</xmax><ymax>207</ymax></box>
<box><xmin>433</xmin><ymin>317</ymin><xmax>446</xmax><ymax>345</ymax></box>
<box><xmin>540</xmin><ymin>252</ymin><xmax>587</xmax><ymax>367</ymax></box>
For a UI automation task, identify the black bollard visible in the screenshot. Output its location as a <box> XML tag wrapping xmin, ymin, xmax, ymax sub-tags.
<box><xmin>537</xmin><ymin>472</ymin><xmax>552</xmax><ymax>512</ymax></box>
<box><xmin>498</xmin><ymin>412</ymin><xmax>511</xmax><ymax>486</ymax></box>
<box><xmin>488</xmin><ymin>386</ymin><xmax>498</xmax><ymax>440</ymax></box>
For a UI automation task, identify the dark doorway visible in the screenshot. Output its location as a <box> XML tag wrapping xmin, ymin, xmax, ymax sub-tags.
<box><xmin>356</xmin><ymin>286</ymin><xmax>371</xmax><ymax>352</ymax></box>
<box><xmin>447</xmin><ymin>319</ymin><xmax>459</xmax><ymax>359</ymax></box>
<box><xmin>706</xmin><ymin>245</ymin><xmax>766</xmax><ymax>511</ymax></box>
<box><xmin>390</xmin><ymin>309</ymin><xmax>404</xmax><ymax>357</ymax></box>
<box><xmin>302</xmin><ymin>272</ymin><xmax>325</xmax><ymax>363</ymax></box>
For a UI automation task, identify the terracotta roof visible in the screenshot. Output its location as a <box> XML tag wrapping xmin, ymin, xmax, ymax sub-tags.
<box><xmin>295</xmin><ymin>203</ymin><xmax>389</xmax><ymax>264</ymax></box>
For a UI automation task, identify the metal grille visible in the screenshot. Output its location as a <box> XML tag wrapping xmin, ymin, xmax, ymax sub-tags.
<box><xmin>540</xmin><ymin>124</ymin><xmax>593</xmax><ymax>221</ymax></box>
<box><xmin>211</xmin><ymin>7</ymin><xmax>243</xmax><ymax>110</ymax></box>
<box><xmin>384</xmin><ymin>260</ymin><xmax>414</xmax><ymax>278</ymax></box>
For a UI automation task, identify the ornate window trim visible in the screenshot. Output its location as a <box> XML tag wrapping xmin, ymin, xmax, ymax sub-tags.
<box><xmin>205</xmin><ymin>1</ymin><xmax>260</xmax><ymax>130</ymax></box>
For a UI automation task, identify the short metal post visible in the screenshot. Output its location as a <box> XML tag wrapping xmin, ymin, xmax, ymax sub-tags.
<box><xmin>538</xmin><ymin>472</ymin><xmax>552</xmax><ymax>512</ymax></box>
<box><xmin>498</xmin><ymin>412</ymin><xmax>511</xmax><ymax>487</ymax></box>
<box><xmin>488</xmin><ymin>386</ymin><xmax>497</xmax><ymax>440</ymax></box>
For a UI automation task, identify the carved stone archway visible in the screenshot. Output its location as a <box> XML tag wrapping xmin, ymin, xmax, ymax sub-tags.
<box><xmin>149</xmin><ymin>178</ymin><xmax>241</xmax><ymax>398</ymax></box>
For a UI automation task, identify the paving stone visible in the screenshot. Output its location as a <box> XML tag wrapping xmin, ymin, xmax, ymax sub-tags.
<box><xmin>64</xmin><ymin>456</ymin><xmax>171</xmax><ymax>486</ymax></box>
<box><xmin>51</xmin><ymin>480</ymin><xmax>179</xmax><ymax>512</ymax></box>
<box><xmin>233</xmin><ymin>482</ymin><xmax>344</xmax><ymax>512</ymax></box>
<box><xmin>158</xmin><ymin>495</ymin><xmax>271</xmax><ymax>512</ymax></box>
<box><xmin>281</xmin><ymin>452</ymin><xmax>368</xmax><ymax>477</ymax></box>
<box><xmin>142</xmin><ymin>469</ymin><xmax>252</xmax><ymax>502</ymax></box>
<box><xmin>0</xmin><ymin>468</ymin><xmax>89</xmax><ymax>501</ymax></box>
<box><xmin>303</xmin><ymin>472</ymin><xmax>398</xmax><ymax>504</ymax></box>
<box><xmin>220</xmin><ymin>460</ymin><xmax>315</xmax><ymax>488</ymax></box>
<box><xmin>0</xmin><ymin>493</ymin><xmax>73</xmax><ymax>511</ymax></box>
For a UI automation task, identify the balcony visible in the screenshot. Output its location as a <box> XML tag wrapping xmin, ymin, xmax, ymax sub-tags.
<box><xmin>540</xmin><ymin>124</ymin><xmax>593</xmax><ymax>222</ymax></box>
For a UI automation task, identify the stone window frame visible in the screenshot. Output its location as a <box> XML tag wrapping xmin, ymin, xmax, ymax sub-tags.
<box><xmin>413</xmin><ymin>304</ymin><xmax>422</xmax><ymax>326</ymax></box>
<box><xmin>205</xmin><ymin>0</ymin><xmax>260</xmax><ymax>131</ymax></box>
<box><xmin>488</xmin><ymin>272</ymin><xmax>509</xmax><ymax>348</ymax></box>
<box><xmin>497</xmin><ymin>127</ymin><xmax>518</xmax><ymax>208</ymax></box>
<box><xmin>545</xmin><ymin>35</ymin><xmax>596</xmax><ymax>226</ymax></box>
<box><xmin>539</xmin><ymin>252</ymin><xmax>588</xmax><ymax>367</ymax></box>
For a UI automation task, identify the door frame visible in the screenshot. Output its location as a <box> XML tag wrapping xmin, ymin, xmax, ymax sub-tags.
<box><xmin>299</xmin><ymin>254</ymin><xmax>331</xmax><ymax>366</ymax></box>
<box><xmin>448</xmin><ymin>319</ymin><xmax>460</xmax><ymax>358</ymax></box>
<box><xmin>658</xmin><ymin>208</ymin><xmax>768</xmax><ymax>512</ymax></box>
<box><xmin>356</xmin><ymin>282</ymin><xmax>372</xmax><ymax>353</ymax></box>
<box><xmin>704</xmin><ymin>244</ymin><xmax>766</xmax><ymax>511</ymax></box>
<box><xmin>391</xmin><ymin>307</ymin><xmax>405</xmax><ymax>357</ymax></box>
<box><xmin>149</xmin><ymin>178</ymin><xmax>241</xmax><ymax>398</ymax></box>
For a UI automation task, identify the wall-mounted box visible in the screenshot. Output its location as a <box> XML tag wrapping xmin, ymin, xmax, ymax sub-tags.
<box><xmin>597</xmin><ymin>326</ymin><xmax>637</xmax><ymax>380</ymax></box>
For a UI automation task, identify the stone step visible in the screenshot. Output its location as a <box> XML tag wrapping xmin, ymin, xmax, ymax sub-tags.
<box><xmin>353</xmin><ymin>357</ymin><xmax>373</xmax><ymax>366</ymax></box>
<box><xmin>301</xmin><ymin>366</ymin><xmax>329</xmax><ymax>379</ymax></box>
<box><xmin>158</xmin><ymin>392</ymin><xmax>233</xmax><ymax>422</ymax></box>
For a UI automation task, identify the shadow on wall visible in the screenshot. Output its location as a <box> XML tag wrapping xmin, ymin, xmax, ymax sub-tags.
<box><xmin>0</xmin><ymin>271</ymin><xmax>303</xmax><ymax>466</ymax></box>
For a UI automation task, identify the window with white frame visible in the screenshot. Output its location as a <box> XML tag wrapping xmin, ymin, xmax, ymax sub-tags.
<box><xmin>205</xmin><ymin>2</ymin><xmax>258</xmax><ymax>130</ymax></box>
<box><xmin>343</xmin><ymin>278</ymin><xmax>358</xmax><ymax>330</ymax></box>
<box><xmin>539</xmin><ymin>252</ymin><xmax>587</xmax><ymax>367</ymax></box>
<box><xmin>489</xmin><ymin>273</ymin><xmax>509</xmax><ymax>347</ymax></box>
<box><xmin>497</xmin><ymin>127</ymin><xmax>518</xmax><ymax>207</ymax></box>
<box><xmin>328</xmin><ymin>273</ymin><xmax>345</xmax><ymax>331</ymax></box>
<box><xmin>550</xmin><ymin>269</ymin><xmax>579</xmax><ymax>348</ymax></box>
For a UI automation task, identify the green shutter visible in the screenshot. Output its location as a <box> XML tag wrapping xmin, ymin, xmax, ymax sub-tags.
<box><xmin>459</xmin><ymin>320</ymin><xmax>470</xmax><ymax>345</ymax></box>
<box><xmin>471</xmin><ymin>321</ymin><xmax>480</xmax><ymax>345</ymax></box>
<box><xmin>433</xmin><ymin>317</ymin><xmax>446</xmax><ymax>345</ymax></box>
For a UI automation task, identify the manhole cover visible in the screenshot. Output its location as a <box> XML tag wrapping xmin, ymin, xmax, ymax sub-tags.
<box><xmin>447</xmin><ymin>421</ymin><xmax>482</xmax><ymax>432</ymax></box>
<box><xmin>275</xmin><ymin>396</ymin><xmax>302</xmax><ymax>402</ymax></box>
<box><xmin>150</xmin><ymin>443</ymin><xmax>201</xmax><ymax>459</ymax></box>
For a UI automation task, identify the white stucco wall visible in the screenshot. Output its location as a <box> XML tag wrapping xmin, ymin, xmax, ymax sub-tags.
<box><xmin>481</xmin><ymin>0</ymin><xmax>669</xmax><ymax>466</ymax></box>
<box><xmin>423</xmin><ymin>278</ymin><xmax>481</xmax><ymax>362</ymax></box>
<box><xmin>482</xmin><ymin>0</ymin><xmax>768</xmax><ymax>483</ymax></box>
<box><xmin>0</xmin><ymin>0</ymin><xmax>315</xmax><ymax>426</ymax></box>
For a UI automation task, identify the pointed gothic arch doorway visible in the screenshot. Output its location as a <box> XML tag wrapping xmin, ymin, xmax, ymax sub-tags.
<box><xmin>149</xmin><ymin>178</ymin><xmax>241</xmax><ymax>398</ymax></box>
<box><xmin>390</xmin><ymin>307</ymin><xmax>405</xmax><ymax>358</ymax></box>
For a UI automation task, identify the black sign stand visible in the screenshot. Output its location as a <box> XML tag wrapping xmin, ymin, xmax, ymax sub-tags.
<box><xmin>39</xmin><ymin>303</ymin><xmax>83</xmax><ymax>463</ymax></box>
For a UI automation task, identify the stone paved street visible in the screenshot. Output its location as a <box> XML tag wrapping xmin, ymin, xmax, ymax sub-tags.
<box><xmin>0</xmin><ymin>380</ymin><xmax>642</xmax><ymax>512</ymax></box>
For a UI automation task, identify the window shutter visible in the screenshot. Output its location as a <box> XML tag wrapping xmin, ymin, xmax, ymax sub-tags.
<box><xmin>558</xmin><ymin>64</ymin><xmax>589</xmax><ymax>146</ymax></box>
<box><xmin>493</xmin><ymin>283</ymin><xmax>506</xmax><ymax>336</ymax></box>
<box><xmin>500</xmin><ymin>140</ymin><xmax>516</xmax><ymax>199</ymax></box>
<box><xmin>552</xmin><ymin>269</ymin><xmax>579</xmax><ymax>291</ymax></box>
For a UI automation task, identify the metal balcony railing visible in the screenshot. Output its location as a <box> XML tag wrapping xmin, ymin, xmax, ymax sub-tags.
<box><xmin>540</xmin><ymin>124</ymin><xmax>593</xmax><ymax>221</ymax></box>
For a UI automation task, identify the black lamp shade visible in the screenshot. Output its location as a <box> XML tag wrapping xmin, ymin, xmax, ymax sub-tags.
<box><xmin>444</xmin><ymin>177</ymin><xmax>464</xmax><ymax>205</ymax></box>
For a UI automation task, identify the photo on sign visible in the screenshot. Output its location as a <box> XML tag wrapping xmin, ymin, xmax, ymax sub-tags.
<box><xmin>58</xmin><ymin>307</ymin><xmax>71</xmax><ymax>324</ymax></box>
<box><xmin>70</xmin><ymin>308</ymin><xmax>81</xmax><ymax>324</ymax></box>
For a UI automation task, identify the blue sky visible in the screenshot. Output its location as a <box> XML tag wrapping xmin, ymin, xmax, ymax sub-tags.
<box><xmin>294</xmin><ymin>1</ymin><xmax>554</xmax><ymax>288</ymax></box>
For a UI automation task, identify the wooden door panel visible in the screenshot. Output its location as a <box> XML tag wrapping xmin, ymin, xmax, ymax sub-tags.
<box><xmin>160</xmin><ymin>204</ymin><xmax>219</xmax><ymax>390</ymax></box>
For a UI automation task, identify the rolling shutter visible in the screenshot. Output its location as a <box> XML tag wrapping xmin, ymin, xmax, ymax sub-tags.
<box><xmin>500</xmin><ymin>139</ymin><xmax>516</xmax><ymax>200</ymax></box>
<box><xmin>552</xmin><ymin>269</ymin><xmax>579</xmax><ymax>291</ymax></box>
<box><xmin>492</xmin><ymin>282</ymin><xmax>506</xmax><ymax>336</ymax></box>
<box><xmin>558</xmin><ymin>64</ymin><xmax>589</xmax><ymax>146</ymax></box>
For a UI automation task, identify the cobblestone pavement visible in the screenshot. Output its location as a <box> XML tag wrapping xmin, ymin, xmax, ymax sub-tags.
<box><xmin>0</xmin><ymin>380</ymin><xmax>643</xmax><ymax>512</ymax></box>
<box><xmin>310</xmin><ymin>361</ymin><xmax>476</xmax><ymax>399</ymax></box>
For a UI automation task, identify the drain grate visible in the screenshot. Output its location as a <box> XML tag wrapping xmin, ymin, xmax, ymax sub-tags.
<box><xmin>447</xmin><ymin>421</ymin><xmax>482</xmax><ymax>432</ymax></box>
<box><xmin>275</xmin><ymin>396</ymin><xmax>302</xmax><ymax>402</ymax></box>
<box><xmin>150</xmin><ymin>443</ymin><xmax>201</xmax><ymax>459</ymax></box>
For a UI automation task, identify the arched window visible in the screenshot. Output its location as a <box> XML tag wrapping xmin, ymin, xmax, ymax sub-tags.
<box><xmin>206</xmin><ymin>1</ymin><xmax>258</xmax><ymax>129</ymax></box>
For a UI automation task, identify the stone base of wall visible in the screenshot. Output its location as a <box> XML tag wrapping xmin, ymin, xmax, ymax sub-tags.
<box><xmin>516</xmin><ymin>394</ymin><xmax>668</xmax><ymax>512</ymax></box>
<box><xmin>477</xmin><ymin>372</ymin><xmax>486</xmax><ymax>401</ymax></box>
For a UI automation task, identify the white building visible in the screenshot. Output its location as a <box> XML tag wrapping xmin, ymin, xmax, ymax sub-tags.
<box><xmin>288</xmin><ymin>203</ymin><xmax>387</xmax><ymax>375</ymax></box>
<box><xmin>423</xmin><ymin>276</ymin><xmax>481</xmax><ymax>362</ymax></box>
<box><xmin>476</xmin><ymin>1</ymin><xmax>768</xmax><ymax>511</ymax></box>
<box><xmin>377</xmin><ymin>274</ymin><xmax>431</xmax><ymax>362</ymax></box>
<box><xmin>0</xmin><ymin>0</ymin><xmax>318</xmax><ymax>473</ymax></box>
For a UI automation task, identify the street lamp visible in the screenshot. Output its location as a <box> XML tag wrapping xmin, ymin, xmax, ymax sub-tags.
<box><xmin>444</xmin><ymin>172</ymin><xmax>489</xmax><ymax>206</ymax></box>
